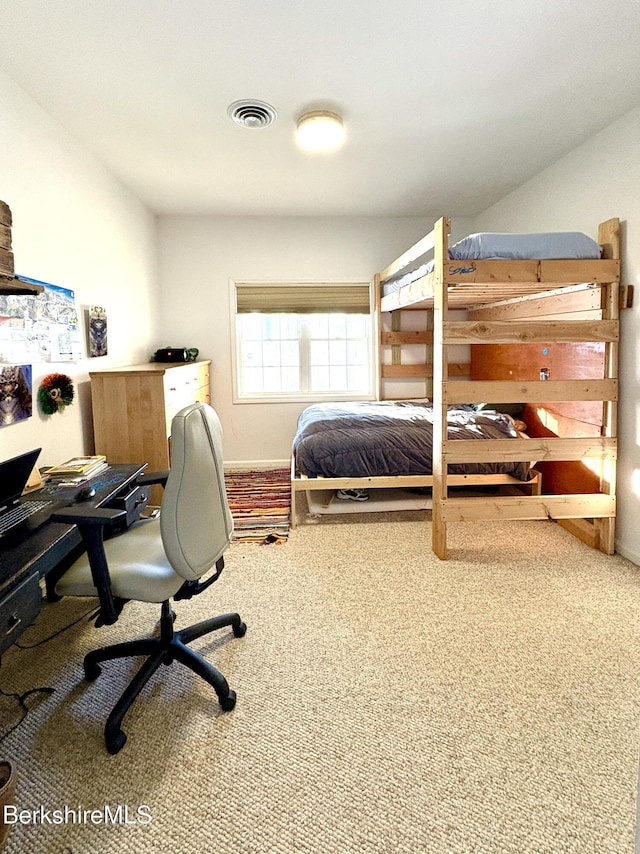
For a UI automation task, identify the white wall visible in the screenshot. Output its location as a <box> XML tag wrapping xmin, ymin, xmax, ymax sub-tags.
<box><xmin>0</xmin><ymin>70</ymin><xmax>158</xmax><ymax>469</ymax></box>
<box><xmin>471</xmin><ymin>104</ymin><xmax>640</xmax><ymax>564</ymax></box>
<box><xmin>156</xmin><ymin>215</ymin><xmax>467</xmax><ymax>462</ymax></box>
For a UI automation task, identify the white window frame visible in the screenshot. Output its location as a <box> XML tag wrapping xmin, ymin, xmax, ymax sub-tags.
<box><xmin>230</xmin><ymin>279</ymin><xmax>377</xmax><ymax>404</ymax></box>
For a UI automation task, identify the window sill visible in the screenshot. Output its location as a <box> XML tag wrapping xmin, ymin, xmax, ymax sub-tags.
<box><xmin>233</xmin><ymin>392</ymin><xmax>376</xmax><ymax>405</ymax></box>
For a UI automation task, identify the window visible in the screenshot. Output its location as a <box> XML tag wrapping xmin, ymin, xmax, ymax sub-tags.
<box><xmin>232</xmin><ymin>282</ymin><xmax>373</xmax><ymax>402</ymax></box>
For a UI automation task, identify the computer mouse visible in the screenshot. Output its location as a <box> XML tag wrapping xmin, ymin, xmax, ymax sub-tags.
<box><xmin>76</xmin><ymin>486</ymin><xmax>96</xmax><ymax>502</ymax></box>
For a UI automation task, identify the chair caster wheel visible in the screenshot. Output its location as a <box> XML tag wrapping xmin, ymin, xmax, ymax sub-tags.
<box><xmin>84</xmin><ymin>661</ymin><xmax>102</xmax><ymax>681</ymax></box>
<box><xmin>105</xmin><ymin>728</ymin><xmax>127</xmax><ymax>755</ymax></box>
<box><xmin>220</xmin><ymin>690</ymin><xmax>236</xmax><ymax>712</ymax></box>
<box><xmin>233</xmin><ymin>620</ymin><xmax>247</xmax><ymax>638</ymax></box>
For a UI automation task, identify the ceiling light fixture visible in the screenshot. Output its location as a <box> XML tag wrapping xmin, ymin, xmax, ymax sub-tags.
<box><xmin>296</xmin><ymin>110</ymin><xmax>345</xmax><ymax>152</ymax></box>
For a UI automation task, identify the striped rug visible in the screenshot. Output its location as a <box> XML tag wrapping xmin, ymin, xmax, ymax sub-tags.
<box><xmin>224</xmin><ymin>467</ymin><xmax>291</xmax><ymax>543</ymax></box>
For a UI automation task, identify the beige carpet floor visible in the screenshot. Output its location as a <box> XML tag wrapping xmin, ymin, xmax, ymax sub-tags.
<box><xmin>1</xmin><ymin>512</ymin><xmax>640</xmax><ymax>853</ymax></box>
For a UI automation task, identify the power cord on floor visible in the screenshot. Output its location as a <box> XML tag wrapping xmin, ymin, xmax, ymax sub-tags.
<box><xmin>1</xmin><ymin>604</ymin><xmax>99</xmax><ymax>743</ymax></box>
<box><xmin>14</xmin><ymin>604</ymin><xmax>99</xmax><ymax>649</ymax></box>
<box><xmin>0</xmin><ymin>685</ymin><xmax>55</xmax><ymax>743</ymax></box>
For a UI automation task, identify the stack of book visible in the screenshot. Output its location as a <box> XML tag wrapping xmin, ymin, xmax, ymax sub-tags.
<box><xmin>45</xmin><ymin>455</ymin><xmax>108</xmax><ymax>486</ymax></box>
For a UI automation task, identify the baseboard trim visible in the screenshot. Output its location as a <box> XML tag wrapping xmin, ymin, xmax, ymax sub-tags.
<box><xmin>615</xmin><ymin>541</ymin><xmax>640</xmax><ymax>568</ymax></box>
<box><xmin>224</xmin><ymin>459</ymin><xmax>290</xmax><ymax>471</ymax></box>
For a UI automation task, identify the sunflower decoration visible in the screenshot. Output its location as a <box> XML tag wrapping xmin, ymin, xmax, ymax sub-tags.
<box><xmin>38</xmin><ymin>373</ymin><xmax>75</xmax><ymax>415</ymax></box>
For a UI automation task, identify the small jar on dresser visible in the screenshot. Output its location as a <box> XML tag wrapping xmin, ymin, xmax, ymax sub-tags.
<box><xmin>89</xmin><ymin>360</ymin><xmax>211</xmax><ymax>504</ymax></box>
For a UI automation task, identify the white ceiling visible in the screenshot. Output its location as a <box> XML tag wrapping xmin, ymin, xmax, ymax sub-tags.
<box><xmin>2</xmin><ymin>0</ymin><xmax>640</xmax><ymax>218</ymax></box>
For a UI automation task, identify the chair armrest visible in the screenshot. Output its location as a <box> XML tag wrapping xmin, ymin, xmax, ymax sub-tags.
<box><xmin>51</xmin><ymin>507</ymin><xmax>128</xmax><ymax>626</ymax></box>
<box><xmin>51</xmin><ymin>507</ymin><xmax>128</xmax><ymax>527</ymax></box>
<box><xmin>136</xmin><ymin>470</ymin><xmax>170</xmax><ymax>488</ymax></box>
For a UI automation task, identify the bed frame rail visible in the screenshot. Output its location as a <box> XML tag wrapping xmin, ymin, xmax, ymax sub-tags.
<box><xmin>290</xmin><ymin>456</ymin><xmax>542</xmax><ymax>528</ymax></box>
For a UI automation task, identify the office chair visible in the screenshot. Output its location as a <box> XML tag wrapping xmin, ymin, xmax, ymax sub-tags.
<box><xmin>52</xmin><ymin>402</ymin><xmax>246</xmax><ymax>754</ymax></box>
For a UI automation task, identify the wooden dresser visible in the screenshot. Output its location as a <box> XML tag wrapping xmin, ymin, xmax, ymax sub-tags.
<box><xmin>89</xmin><ymin>361</ymin><xmax>211</xmax><ymax>504</ymax></box>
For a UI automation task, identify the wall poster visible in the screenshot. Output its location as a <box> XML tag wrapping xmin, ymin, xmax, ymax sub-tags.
<box><xmin>88</xmin><ymin>305</ymin><xmax>107</xmax><ymax>356</ymax></box>
<box><xmin>0</xmin><ymin>363</ymin><xmax>32</xmax><ymax>427</ymax></box>
<box><xmin>0</xmin><ymin>277</ymin><xmax>82</xmax><ymax>363</ymax></box>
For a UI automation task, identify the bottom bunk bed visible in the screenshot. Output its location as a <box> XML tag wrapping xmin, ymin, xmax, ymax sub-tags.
<box><xmin>290</xmin><ymin>400</ymin><xmax>541</xmax><ymax>527</ymax></box>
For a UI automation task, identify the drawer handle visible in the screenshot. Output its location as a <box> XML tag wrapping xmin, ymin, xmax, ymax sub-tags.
<box><xmin>4</xmin><ymin>614</ymin><xmax>21</xmax><ymax>636</ymax></box>
<box><xmin>168</xmin><ymin>386</ymin><xmax>177</xmax><ymax>392</ymax></box>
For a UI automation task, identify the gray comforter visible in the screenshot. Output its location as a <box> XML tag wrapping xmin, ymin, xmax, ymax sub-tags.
<box><xmin>293</xmin><ymin>400</ymin><xmax>532</xmax><ymax>481</ymax></box>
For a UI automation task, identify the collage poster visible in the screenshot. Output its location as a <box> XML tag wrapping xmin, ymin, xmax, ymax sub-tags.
<box><xmin>0</xmin><ymin>277</ymin><xmax>82</xmax><ymax>363</ymax></box>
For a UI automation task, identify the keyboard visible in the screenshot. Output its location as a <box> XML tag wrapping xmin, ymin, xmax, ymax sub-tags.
<box><xmin>0</xmin><ymin>500</ymin><xmax>53</xmax><ymax>535</ymax></box>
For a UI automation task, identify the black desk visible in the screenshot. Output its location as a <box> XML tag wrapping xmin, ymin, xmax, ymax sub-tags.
<box><xmin>0</xmin><ymin>463</ymin><xmax>147</xmax><ymax>656</ymax></box>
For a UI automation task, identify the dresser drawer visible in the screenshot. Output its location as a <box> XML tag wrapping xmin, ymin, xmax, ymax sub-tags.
<box><xmin>193</xmin><ymin>384</ymin><xmax>211</xmax><ymax>405</ymax></box>
<box><xmin>196</xmin><ymin>363</ymin><xmax>210</xmax><ymax>387</ymax></box>
<box><xmin>0</xmin><ymin>572</ymin><xmax>41</xmax><ymax>655</ymax></box>
<box><xmin>163</xmin><ymin>366</ymin><xmax>208</xmax><ymax>410</ymax></box>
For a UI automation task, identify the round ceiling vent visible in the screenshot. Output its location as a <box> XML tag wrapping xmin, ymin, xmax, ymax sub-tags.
<box><xmin>227</xmin><ymin>100</ymin><xmax>278</xmax><ymax>129</ymax></box>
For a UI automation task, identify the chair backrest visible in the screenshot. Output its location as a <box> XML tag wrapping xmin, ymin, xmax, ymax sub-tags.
<box><xmin>160</xmin><ymin>402</ymin><xmax>234</xmax><ymax>581</ymax></box>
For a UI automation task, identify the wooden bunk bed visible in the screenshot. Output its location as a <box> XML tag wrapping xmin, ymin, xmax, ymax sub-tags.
<box><xmin>292</xmin><ymin>216</ymin><xmax>630</xmax><ymax>557</ymax></box>
<box><xmin>375</xmin><ymin>215</ymin><xmax>627</xmax><ymax>559</ymax></box>
<box><xmin>294</xmin><ymin>218</ymin><xmax>599</xmax><ymax>528</ymax></box>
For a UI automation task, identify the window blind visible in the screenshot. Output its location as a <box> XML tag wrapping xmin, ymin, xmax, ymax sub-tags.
<box><xmin>235</xmin><ymin>283</ymin><xmax>370</xmax><ymax>314</ymax></box>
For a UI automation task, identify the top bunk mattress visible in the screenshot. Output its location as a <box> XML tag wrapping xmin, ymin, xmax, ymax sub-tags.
<box><xmin>382</xmin><ymin>231</ymin><xmax>602</xmax><ymax>295</ymax></box>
